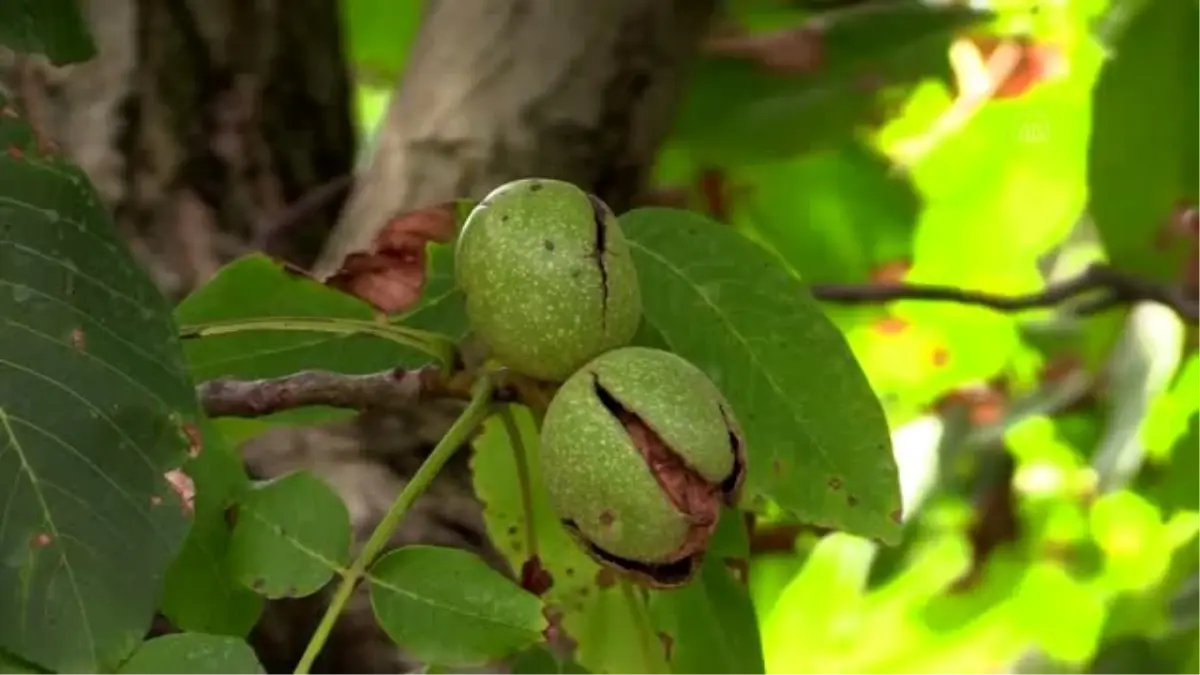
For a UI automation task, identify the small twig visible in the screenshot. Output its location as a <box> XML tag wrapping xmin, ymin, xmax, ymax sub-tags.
<box><xmin>810</xmin><ymin>264</ymin><xmax>1199</xmax><ymax>323</ymax></box>
<box><xmin>197</xmin><ymin>367</ymin><xmax>477</xmax><ymax>417</ymax></box>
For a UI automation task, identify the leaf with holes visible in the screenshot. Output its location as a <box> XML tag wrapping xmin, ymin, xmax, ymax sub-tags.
<box><xmin>621</xmin><ymin>207</ymin><xmax>902</xmax><ymax>543</ymax></box>
<box><xmin>471</xmin><ymin>405</ymin><xmax>670</xmax><ymax>674</ymax></box>
<box><xmin>0</xmin><ymin>94</ymin><xmax>199</xmax><ymax>672</ymax></box>
<box><xmin>1088</xmin><ymin>0</ymin><xmax>1199</xmax><ymax>281</ymax></box>
<box><xmin>160</xmin><ymin>419</ymin><xmax>262</xmax><ymax>636</ymax></box>
<box><xmin>0</xmin><ymin>0</ymin><xmax>96</xmax><ymax>64</ymax></box>
<box><xmin>369</xmin><ymin>545</ymin><xmax>547</xmax><ymax>666</ymax></box>
<box><xmin>227</xmin><ymin>471</ymin><xmax>351</xmax><ymax>599</ymax></box>
<box><xmin>117</xmin><ymin>633</ymin><xmax>265</xmax><ymax>674</ymax></box>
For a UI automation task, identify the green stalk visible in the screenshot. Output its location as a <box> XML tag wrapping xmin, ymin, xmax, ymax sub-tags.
<box><xmin>178</xmin><ymin>316</ymin><xmax>456</xmax><ymax>367</ymax></box>
<box><xmin>499</xmin><ymin>404</ymin><xmax>539</xmax><ymax>558</ymax></box>
<box><xmin>293</xmin><ymin>376</ymin><xmax>496</xmax><ymax>674</ymax></box>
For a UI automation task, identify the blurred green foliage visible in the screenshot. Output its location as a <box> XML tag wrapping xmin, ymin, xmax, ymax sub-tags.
<box><xmin>342</xmin><ymin>0</ymin><xmax>1198</xmax><ymax>672</ymax></box>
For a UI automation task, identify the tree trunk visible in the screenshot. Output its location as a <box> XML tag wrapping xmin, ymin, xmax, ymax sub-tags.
<box><xmin>25</xmin><ymin>0</ymin><xmax>357</xmax><ymax>301</ymax></box>
<box><xmin>315</xmin><ymin>0</ymin><xmax>718</xmax><ymax>278</ymax></box>
<box><xmin>12</xmin><ymin>0</ymin><xmax>718</xmax><ymax>672</ymax></box>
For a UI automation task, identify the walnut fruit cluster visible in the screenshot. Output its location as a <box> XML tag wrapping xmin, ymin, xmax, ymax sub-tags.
<box><xmin>456</xmin><ymin>179</ymin><xmax>746</xmax><ymax>587</ymax></box>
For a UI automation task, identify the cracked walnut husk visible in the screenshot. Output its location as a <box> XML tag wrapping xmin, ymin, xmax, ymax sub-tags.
<box><xmin>538</xmin><ymin>346</ymin><xmax>746</xmax><ymax>587</ymax></box>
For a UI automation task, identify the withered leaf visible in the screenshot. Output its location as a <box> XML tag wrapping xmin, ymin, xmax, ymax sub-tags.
<box><xmin>325</xmin><ymin>202</ymin><xmax>458</xmax><ymax>314</ymax></box>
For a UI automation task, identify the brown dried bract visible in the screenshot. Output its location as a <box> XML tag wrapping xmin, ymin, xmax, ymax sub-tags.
<box><xmin>325</xmin><ymin>202</ymin><xmax>458</xmax><ymax>314</ymax></box>
<box><xmin>520</xmin><ymin>556</ymin><xmax>554</xmax><ymax>596</ymax></box>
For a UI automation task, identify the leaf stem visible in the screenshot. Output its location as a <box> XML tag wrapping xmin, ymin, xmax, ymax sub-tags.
<box><xmin>178</xmin><ymin>316</ymin><xmax>457</xmax><ymax>367</ymax></box>
<box><xmin>293</xmin><ymin>375</ymin><xmax>496</xmax><ymax>674</ymax></box>
<box><xmin>622</xmin><ymin>578</ymin><xmax>670</xmax><ymax>674</ymax></box>
<box><xmin>498</xmin><ymin>404</ymin><xmax>539</xmax><ymax>559</ymax></box>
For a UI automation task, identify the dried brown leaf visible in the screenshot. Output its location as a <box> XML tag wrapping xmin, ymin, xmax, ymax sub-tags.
<box><xmin>325</xmin><ymin>202</ymin><xmax>458</xmax><ymax>314</ymax></box>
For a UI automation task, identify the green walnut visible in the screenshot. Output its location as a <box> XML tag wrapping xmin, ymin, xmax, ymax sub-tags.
<box><xmin>455</xmin><ymin>178</ymin><xmax>642</xmax><ymax>382</ymax></box>
<box><xmin>539</xmin><ymin>346</ymin><xmax>747</xmax><ymax>587</ymax></box>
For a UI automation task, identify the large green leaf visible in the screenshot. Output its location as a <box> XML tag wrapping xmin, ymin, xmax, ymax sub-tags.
<box><xmin>368</xmin><ymin>545</ymin><xmax>546</xmax><ymax>667</ymax></box>
<box><xmin>673</xmin><ymin>1</ymin><xmax>989</xmax><ymax>164</ymax></box>
<box><xmin>0</xmin><ymin>95</ymin><xmax>198</xmax><ymax>672</ymax></box>
<box><xmin>620</xmin><ymin>207</ymin><xmax>902</xmax><ymax>544</ymax></box>
<box><xmin>0</xmin><ymin>0</ymin><xmax>96</xmax><ymax>64</ymax></box>
<box><xmin>1087</xmin><ymin>0</ymin><xmax>1199</xmax><ymax>280</ymax></box>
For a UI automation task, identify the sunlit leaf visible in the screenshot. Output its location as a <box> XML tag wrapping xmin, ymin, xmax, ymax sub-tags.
<box><xmin>469</xmin><ymin>405</ymin><xmax>647</xmax><ymax>674</ymax></box>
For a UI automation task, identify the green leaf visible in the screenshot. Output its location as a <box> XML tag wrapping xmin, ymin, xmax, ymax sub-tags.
<box><xmin>673</xmin><ymin>1</ymin><xmax>988</xmax><ymax>164</ymax></box>
<box><xmin>1087</xmin><ymin>0</ymin><xmax>1199</xmax><ymax>280</ymax></box>
<box><xmin>342</xmin><ymin>0</ymin><xmax>424</xmax><ymax>87</ymax></box>
<box><xmin>1013</xmin><ymin>562</ymin><xmax>1107</xmax><ymax>666</ymax></box>
<box><xmin>511</xmin><ymin>646</ymin><xmax>590</xmax><ymax>674</ymax></box>
<box><xmin>1090</xmin><ymin>490</ymin><xmax>1175</xmax><ymax>593</ymax></box>
<box><xmin>159</xmin><ymin>420</ymin><xmax>261</xmax><ymax>636</ymax></box>
<box><xmin>0</xmin><ymin>649</ymin><xmax>47</xmax><ymax>674</ymax></box>
<box><xmin>470</xmin><ymin>405</ymin><xmax>648</xmax><ymax>675</ymax></box>
<box><xmin>650</xmin><ymin>510</ymin><xmax>766</xmax><ymax>674</ymax></box>
<box><xmin>729</xmin><ymin>140</ymin><xmax>919</xmax><ymax>283</ymax></box>
<box><xmin>887</xmin><ymin>54</ymin><xmax>1104</xmax><ymax>284</ymax></box>
<box><xmin>621</xmin><ymin>207</ymin><xmax>903</xmax><ymax>543</ymax></box>
<box><xmin>368</xmin><ymin>545</ymin><xmax>547</xmax><ymax>666</ymax></box>
<box><xmin>117</xmin><ymin>633</ymin><xmax>264</xmax><ymax>674</ymax></box>
<box><xmin>0</xmin><ymin>0</ymin><xmax>96</xmax><ymax>64</ymax></box>
<box><xmin>227</xmin><ymin>471</ymin><xmax>351</xmax><ymax>598</ymax></box>
<box><xmin>176</xmin><ymin>249</ymin><xmax>465</xmax><ymax>427</ymax></box>
<box><xmin>761</xmin><ymin>532</ymin><xmax>876</xmax><ymax>668</ymax></box>
<box><xmin>0</xmin><ymin>94</ymin><xmax>197</xmax><ymax>672</ymax></box>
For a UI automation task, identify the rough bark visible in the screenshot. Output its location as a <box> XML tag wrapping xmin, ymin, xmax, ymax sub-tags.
<box><xmin>23</xmin><ymin>0</ymin><xmax>357</xmax><ymax>301</ymax></box>
<box><xmin>8</xmin><ymin>0</ymin><xmax>718</xmax><ymax>672</ymax></box>
<box><xmin>315</xmin><ymin>0</ymin><xmax>718</xmax><ymax>278</ymax></box>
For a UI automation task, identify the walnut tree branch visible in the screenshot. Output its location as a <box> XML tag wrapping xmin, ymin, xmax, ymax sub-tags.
<box><xmin>196</xmin><ymin>266</ymin><xmax>1194</xmax><ymax>420</ymax></box>
<box><xmin>197</xmin><ymin>367</ymin><xmax>475</xmax><ymax>418</ymax></box>
<box><xmin>810</xmin><ymin>263</ymin><xmax>1199</xmax><ymax>323</ymax></box>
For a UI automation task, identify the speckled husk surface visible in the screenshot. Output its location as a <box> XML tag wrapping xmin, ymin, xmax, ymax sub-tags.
<box><xmin>539</xmin><ymin>346</ymin><xmax>743</xmax><ymax>566</ymax></box>
<box><xmin>455</xmin><ymin>178</ymin><xmax>642</xmax><ymax>382</ymax></box>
